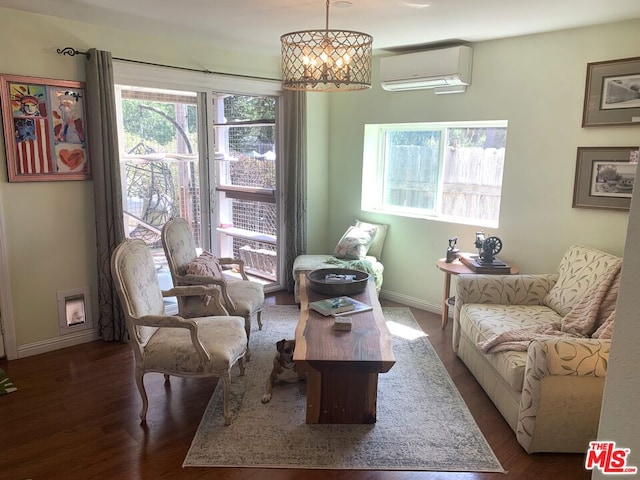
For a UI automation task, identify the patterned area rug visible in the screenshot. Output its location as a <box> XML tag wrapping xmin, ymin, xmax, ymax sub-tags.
<box><xmin>0</xmin><ymin>368</ymin><xmax>17</xmax><ymax>395</ymax></box>
<box><xmin>184</xmin><ymin>306</ymin><xmax>504</xmax><ymax>472</ymax></box>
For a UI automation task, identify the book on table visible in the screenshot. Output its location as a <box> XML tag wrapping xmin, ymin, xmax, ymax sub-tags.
<box><xmin>332</xmin><ymin>316</ymin><xmax>353</xmax><ymax>331</ymax></box>
<box><xmin>459</xmin><ymin>254</ymin><xmax>511</xmax><ymax>273</ymax></box>
<box><xmin>309</xmin><ymin>296</ymin><xmax>372</xmax><ymax>316</ymax></box>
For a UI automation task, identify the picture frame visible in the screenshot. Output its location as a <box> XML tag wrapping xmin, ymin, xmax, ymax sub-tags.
<box><xmin>582</xmin><ymin>56</ymin><xmax>640</xmax><ymax>127</ymax></box>
<box><xmin>573</xmin><ymin>147</ymin><xmax>639</xmax><ymax>211</ymax></box>
<box><xmin>0</xmin><ymin>74</ymin><xmax>90</xmax><ymax>182</ymax></box>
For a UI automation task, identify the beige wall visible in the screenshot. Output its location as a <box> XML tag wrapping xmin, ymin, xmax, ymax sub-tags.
<box><xmin>326</xmin><ymin>20</ymin><xmax>640</xmax><ymax>311</ymax></box>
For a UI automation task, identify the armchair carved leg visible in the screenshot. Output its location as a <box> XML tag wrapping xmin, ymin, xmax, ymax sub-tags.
<box><xmin>237</xmin><ymin>356</ymin><xmax>246</xmax><ymax>376</ymax></box>
<box><xmin>135</xmin><ymin>368</ymin><xmax>149</xmax><ymax>423</ymax></box>
<box><xmin>220</xmin><ymin>372</ymin><xmax>233</xmax><ymax>426</ymax></box>
<box><xmin>244</xmin><ymin>316</ymin><xmax>252</xmax><ymax>362</ymax></box>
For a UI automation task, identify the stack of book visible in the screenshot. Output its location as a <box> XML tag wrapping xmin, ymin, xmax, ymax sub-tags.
<box><xmin>324</xmin><ymin>273</ymin><xmax>357</xmax><ymax>283</ymax></box>
<box><xmin>309</xmin><ymin>296</ymin><xmax>372</xmax><ymax>316</ymax></box>
<box><xmin>332</xmin><ymin>316</ymin><xmax>353</xmax><ymax>331</ymax></box>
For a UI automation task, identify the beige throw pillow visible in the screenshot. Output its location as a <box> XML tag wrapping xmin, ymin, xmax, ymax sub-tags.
<box><xmin>355</xmin><ymin>219</ymin><xmax>388</xmax><ymax>260</ymax></box>
<box><xmin>333</xmin><ymin>225</ymin><xmax>376</xmax><ymax>260</ymax></box>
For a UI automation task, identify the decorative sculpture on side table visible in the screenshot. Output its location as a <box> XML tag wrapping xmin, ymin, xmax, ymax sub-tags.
<box><xmin>446</xmin><ymin>236</ymin><xmax>460</xmax><ymax>263</ymax></box>
<box><xmin>479</xmin><ymin>236</ymin><xmax>503</xmax><ymax>264</ymax></box>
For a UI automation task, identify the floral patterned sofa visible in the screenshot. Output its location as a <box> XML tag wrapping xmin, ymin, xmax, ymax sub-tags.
<box><xmin>452</xmin><ymin>245</ymin><xmax>621</xmax><ymax>453</ymax></box>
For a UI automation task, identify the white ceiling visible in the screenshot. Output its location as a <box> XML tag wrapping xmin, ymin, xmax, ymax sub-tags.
<box><xmin>1</xmin><ymin>0</ymin><xmax>640</xmax><ymax>56</ymax></box>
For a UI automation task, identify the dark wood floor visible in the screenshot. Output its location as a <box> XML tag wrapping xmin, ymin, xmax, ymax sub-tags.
<box><xmin>0</xmin><ymin>292</ymin><xmax>591</xmax><ymax>480</ymax></box>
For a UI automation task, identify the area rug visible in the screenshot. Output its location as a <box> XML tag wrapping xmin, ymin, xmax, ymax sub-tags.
<box><xmin>184</xmin><ymin>306</ymin><xmax>504</xmax><ymax>472</ymax></box>
<box><xmin>0</xmin><ymin>368</ymin><xmax>17</xmax><ymax>395</ymax></box>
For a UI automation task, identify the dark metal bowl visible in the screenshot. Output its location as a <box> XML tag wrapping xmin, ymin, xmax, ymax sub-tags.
<box><xmin>306</xmin><ymin>268</ymin><xmax>371</xmax><ymax>296</ymax></box>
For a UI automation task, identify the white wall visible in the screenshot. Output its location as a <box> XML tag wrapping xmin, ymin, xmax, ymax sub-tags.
<box><xmin>326</xmin><ymin>20</ymin><xmax>640</xmax><ymax>312</ymax></box>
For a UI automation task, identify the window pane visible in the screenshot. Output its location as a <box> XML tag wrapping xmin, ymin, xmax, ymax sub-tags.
<box><xmin>383</xmin><ymin>130</ymin><xmax>441</xmax><ymax>211</ymax></box>
<box><xmin>232</xmin><ymin>198</ymin><xmax>277</xmax><ymax>281</ymax></box>
<box><xmin>442</xmin><ymin>127</ymin><xmax>507</xmax><ymax>224</ymax></box>
<box><xmin>118</xmin><ymin>88</ymin><xmax>203</xmax><ymax>250</ymax></box>
<box><xmin>362</xmin><ymin>121</ymin><xmax>507</xmax><ymax>227</ymax></box>
<box><xmin>214</xmin><ymin>93</ymin><xmax>279</xmax><ymax>282</ymax></box>
<box><xmin>215</xmin><ymin>94</ymin><xmax>276</xmax><ymax>189</ymax></box>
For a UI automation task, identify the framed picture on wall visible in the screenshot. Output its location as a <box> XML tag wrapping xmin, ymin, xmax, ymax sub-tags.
<box><xmin>0</xmin><ymin>74</ymin><xmax>90</xmax><ymax>182</ymax></box>
<box><xmin>582</xmin><ymin>56</ymin><xmax>640</xmax><ymax>127</ymax></box>
<box><xmin>573</xmin><ymin>146</ymin><xmax>639</xmax><ymax>211</ymax></box>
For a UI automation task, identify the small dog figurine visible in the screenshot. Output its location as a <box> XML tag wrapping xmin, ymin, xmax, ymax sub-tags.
<box><xmin>261</xmin><ymin>338</ymin><xmax>303</xmax><ymax>403</ymax></box>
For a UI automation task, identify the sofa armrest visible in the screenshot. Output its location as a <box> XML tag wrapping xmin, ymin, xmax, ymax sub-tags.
<box><xmin>517</xmin><ymin>338</ymin><xmax>610</xmax><ymax>452</ymax></box>
<box><xmin>452</xmin><ymin>274</ymin><xmax>558</xmax><ymax>352</ymax></box>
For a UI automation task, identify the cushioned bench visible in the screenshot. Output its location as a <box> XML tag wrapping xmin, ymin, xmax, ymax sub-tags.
<box><xmin>292</xmin><ymin>220</ymin><xmax>387</xmax><ymax>303</ymax></box>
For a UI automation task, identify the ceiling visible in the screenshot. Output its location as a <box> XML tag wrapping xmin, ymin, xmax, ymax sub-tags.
<box><xmin>2</xmin><ymin>0</ymin><xmax>640</xmax><ymax>56</ymax></box>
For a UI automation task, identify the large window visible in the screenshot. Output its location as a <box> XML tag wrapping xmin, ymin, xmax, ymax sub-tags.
<box><xmin>113</xmin><ymin>61</ymin><xmax>283</xmax><ymax>293</ymax></box>
<box><xmin>362</xmin><ymin>121</ymin><xmax>508</xmax><ymax>227</ymax></box>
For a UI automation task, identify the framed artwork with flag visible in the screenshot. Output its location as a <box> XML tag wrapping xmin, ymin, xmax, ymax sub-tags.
<box><xmin>0</xmin><ymin>74</ymin><xmax>90</xmax><ymax>182</ymax></box>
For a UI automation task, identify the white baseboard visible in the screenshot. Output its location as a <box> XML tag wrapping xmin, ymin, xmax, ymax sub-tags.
<box><xmin>379</xmin><ymin>289</ymin><xmax>442</xmax><ymax>316</ymax></box>
<box><xmin>17</xmin><ymin>329</ymin><xmax>100</xmax><ymax>358</ymax></box>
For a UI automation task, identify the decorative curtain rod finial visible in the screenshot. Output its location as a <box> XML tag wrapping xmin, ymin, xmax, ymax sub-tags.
<box><xmin>56</xmin><ymin>47</ymin><xmax>87</xmax><ymax>57</ymax></box>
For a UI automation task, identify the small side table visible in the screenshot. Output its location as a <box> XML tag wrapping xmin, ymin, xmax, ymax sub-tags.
<box><xmin>436</xmin><ymin>254</ymin><xmax>519</xmax><ymax>330</ymax></box>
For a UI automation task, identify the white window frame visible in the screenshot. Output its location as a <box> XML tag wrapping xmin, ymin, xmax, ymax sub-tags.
<box><xmin>362</xmin><ymin>120</ymin><xmax>508</xmax><ymax>228</ymax></box>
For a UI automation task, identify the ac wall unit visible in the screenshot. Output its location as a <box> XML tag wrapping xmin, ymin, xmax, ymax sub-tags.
<box><xmin>380</xmin><ymin>46</ymin><xmax>473</xmax><ymax>93</ymax></box>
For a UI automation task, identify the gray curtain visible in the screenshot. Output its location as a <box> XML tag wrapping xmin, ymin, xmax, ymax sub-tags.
<box><xmin>283</xmin><ymin>90</ymin><xmax>307</xmax><ymax>292</ymax></box>
<box><xmin>85</xmin><ymin>49</ymin><xmax>127</xmax><ymax>341</ymax></box>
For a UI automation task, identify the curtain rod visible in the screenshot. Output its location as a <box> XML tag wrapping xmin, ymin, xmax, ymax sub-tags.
<box><xmin>56</xmin><ymin>47</ymin><xmax>280</xmax><ymax>83</ymax></box>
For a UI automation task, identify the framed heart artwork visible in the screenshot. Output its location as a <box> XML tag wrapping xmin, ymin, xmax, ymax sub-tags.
<box><xmin>0</xmin><ymin>74</ymin><xmax>90</xmax><ymax>182</ymax></box>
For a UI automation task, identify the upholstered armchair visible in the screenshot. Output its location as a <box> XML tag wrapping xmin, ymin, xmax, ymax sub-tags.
<box><xmin>161</xmin><ymin>217</ymin><xmax>264</xmax><ymax>359</ymax></box>
<box><xmin>111</xmin><ymin>238</ymin><xmax>247</xmax><ymax>426</ymax></box>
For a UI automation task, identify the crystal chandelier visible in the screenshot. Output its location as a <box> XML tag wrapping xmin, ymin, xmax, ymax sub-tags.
<box><xmin>280</xmin><ymin>0</ymin><xmax>373</xmax><ymax>92</ymax></box>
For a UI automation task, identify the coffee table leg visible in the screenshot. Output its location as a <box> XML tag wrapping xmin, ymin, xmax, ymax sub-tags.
<box><xmin>301</xmin><ymin>362</ymin><xmax>322</xmax><ymax>423</ymax></box>
<box><xmin>301</xmin><ymin>361</ymin><xmax>379</xmax><ymax>424</ymax></box>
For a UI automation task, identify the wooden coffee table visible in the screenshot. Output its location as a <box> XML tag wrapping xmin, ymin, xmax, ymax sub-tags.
<box><xmin>294</xmin><ymin>275</ymin><xmax>396</xmax><ymax>424</ymax></box>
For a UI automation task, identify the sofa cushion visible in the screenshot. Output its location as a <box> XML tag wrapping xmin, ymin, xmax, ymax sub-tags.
<box><xmin>460</xmin><ymin>304</ymin><xmax>562</xmax><ymax>391</ymax></box>
<box><xmin>293</xmin><ymin>254</ymin><xmax>382</xmax><ymax>279</ymax></box>
<box><xmin>146</xmin><ymin>316</ymin><xmax>246</xmax><ymax>373</ymax></box>
<box><xmin>543</xmin><ymin>245</ymin><xmax>621</xmax><ymax>316</ymax></box>
<box><xmin>355</xmin><ymin>219</ymin><xmax>388</xmax><ymax>259</ymax></box>
<box><xmin>333</xmin><ymin>225</ymin><xmax>376</xmax><ymax>260</ymax></box>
